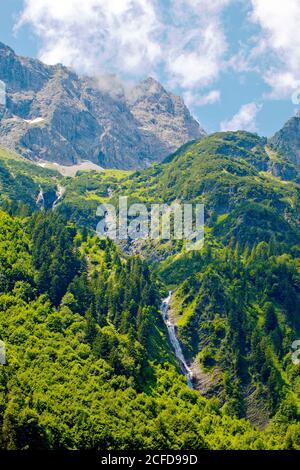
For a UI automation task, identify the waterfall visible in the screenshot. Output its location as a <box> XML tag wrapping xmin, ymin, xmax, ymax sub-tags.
<box><xmin>161</xmin><ymin>292</ymin><xmax>194</xmax><ymax>388</ymax></box>
<box><xmin>52</xmin><ymin>185</ymin><xmax>65</xmax><ymax>209</ymax></box>
<box><xmin>36</xmin><ymin>185</ymin><xmax>45</xmax><ymax>211</ymax></box>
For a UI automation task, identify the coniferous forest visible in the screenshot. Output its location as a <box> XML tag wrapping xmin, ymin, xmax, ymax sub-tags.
<box><xmin>2</xmin><ymin>2</ymin><xmax>300</xmax><ymax>459</ymax></box>
<box><xmin>0</xmin><ymin>131</ymin><xmax>300</xmax><ymax>450</ymax></box>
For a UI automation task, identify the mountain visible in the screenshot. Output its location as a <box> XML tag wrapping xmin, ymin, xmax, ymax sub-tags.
<box><xmin>269</xmin><ymin>112</ymin><xmax>300</xmax><ymax>168</ymax></box>
<box><xmin>16</xmin><ymin>129</ymin><xmax>297</xmax><ymax>254</ymax></box>
<box><xmin>109</xmin><ymin>131</ymin><xmax>300</xmax><ymax>426</ymax></box>
<box><xmin>0</xmin><ymin>209</ymin><xmax>279</xmax><ymax>450</ymax></box>
<box><xmin>127</xmin><ymin>77</ymin><xmax>203</xmax><ymax>158</ymax></box>
<box><xmin>0</xmin><ymin>131</ymin><xmax>300</xmax><ymax>448</ymax></box>
<box><xmin>108</xmin><ymin>131</ymin><xmax>300</xmax><ymax>249</ymax></box>
<box><xmin>0</xmin><ymin>42</ymin><xmax>204</xmax><ymax>170</ymax></box>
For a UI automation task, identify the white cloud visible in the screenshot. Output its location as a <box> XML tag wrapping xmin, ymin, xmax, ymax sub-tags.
<box><xmin>220</xmin><ymin>102</ymin><xmax>261</xmax><ymax>132</ymax></box>
<box><xmin>263</xmin><ymin>71</ymin><xmax>300</xmax><ymax>100</ymax></box>
<box><xmin>17</xmin><ymin>0</ymin><xmax>162</xmax><ymax>76</ymax></box>
<box><xmin>184</xmin><ymin>90</ymin><xmax>221</xmax><ymax>107</ymax></box>
<box><xmin>250</xmin><ymin>0</ymin><xmax>300</xmax><ymax>98</ymax></box>
<box><xmin>166</xmin><ymin>0</ymin><xmax>232</xmax><ymax>89</ymax></box>
<box><xmin>167</xmin><ymin>28</ymin><xmax>225</xmax><ymax>89</ymax></box>
<box><xmin>17</xmin><ymin>0</ymin><xmax>233</xmax><ymax>94</ymax></box>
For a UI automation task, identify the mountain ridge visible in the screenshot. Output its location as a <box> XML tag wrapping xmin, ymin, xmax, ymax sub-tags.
<box><xmin>269</xmin><ymin>113</ymin><xmax>300</xmax><ymax>168</ymax></box>
<box><xmin>1</xmin><ymin>124</ymin><xmax>300</xmax><ymax>445</ymax></box>
<box><xmin>0</xmin><ymin>42</ymin><xmax>205</xmax><ymax>170</ymax></box>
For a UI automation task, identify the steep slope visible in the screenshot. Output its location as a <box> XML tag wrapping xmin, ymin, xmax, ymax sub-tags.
<box><xmin>0</xmin><ymin>42</ymin><xmax>204</xmax><ymax>170</ymax></box>
<box><xmin>0</xmin><ymin>146</ymin><xmax>61</xmax><ymax>213</ymax></box>
<box><xmin>0</xmin><ymin>209</ymin><xmax>284</xmax><ymax>451</ymax></box>
<box><xmin>159</xmin><ymin>242</ymin><xmax>300</xmax><ymax>426</ymax></box>
<box><xmin>87</xmin><ymin>131</ymin><xmax>300</xmax><ymax>426</ymax></box>
<box><xmin>269</xmin><ymin>112</ymin><xmax>300</xmax><ymax>168</ymax></box>
<box><xmin>0</xmin><ymin>132</ymin><xmax>300</xmax><ymax>444</ymax></box>
<box><xmin>127</xmin><ymin>77</ymin><xmax>205</xmax><ymax>157</ymax></box>
<box><xmin>2</xmin><ymin>130</ymin><xmax>299</xmax><ymax>249</ymax></box>
<box><xmin>112</xmin><ymin>132</ymin><xmax>300</xmax><ymax>249</ymax></box>
<box><xmin>122</xmin><ymin>132</ymin><xmax>300</xmax><ymax>425</ymax></box>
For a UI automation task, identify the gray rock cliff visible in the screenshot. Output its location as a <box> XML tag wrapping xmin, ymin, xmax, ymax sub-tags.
<box><xmin>0</xmin><ymin>42</ymin><xmax>205</xmax><ymax>169</ymax></box>
<box><xmin>269</xmin><ymin>112</ymin><xmax>300</xmax><ymax>169</ymax></box>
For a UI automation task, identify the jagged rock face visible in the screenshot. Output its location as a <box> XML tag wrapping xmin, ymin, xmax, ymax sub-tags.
<box><xmin>269</xmin><ymin>112</ymin><xmax>300</xmax><ymax>168</ymax></box>
<box><xmin>0</xmin><ymin>42</ymin><xmax>205</xmax><ymax>169</ymax></box>
<box><xmin>126</xmin><ymin>78</ymin><xmax>205</xmax><ymax>158</ymax></box>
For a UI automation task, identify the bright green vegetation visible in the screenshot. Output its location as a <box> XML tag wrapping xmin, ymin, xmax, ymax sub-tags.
<box><xmin>0</xmin><ymin>147</ymin><xmax>131</xmax><ymax>222</ymax></box>
<box><xmin>59</xmin><ymin>170</ymin><xmax>132</xmax><ymax>227</ymax></box>
<box><xmin>160</xmin><ymin>243</ymin><xmax>300</xmax><ymax>423</ymax></box>
<box><xmin>125</xmin><ymin>132</ymin><xmax>300</xmax><ymax>427</ymax></box>
<box><xmin>117</xmin><ymin>133</ymin><xmax>300</xmax><ymax>246</ymax></box>
<box><xmin>0</xmin><ymin>131</ymin><xmax>300</xmax><ymax>449</ymax></box>
<box><xmin>0</xmin><ymin>210</ymin><xmax>290</xmax><ymax>450</ymax></box>
<box><xmin>0</xmin><ymin>147</ymin><xmax>61</xmax><ymax>214</ymax></box>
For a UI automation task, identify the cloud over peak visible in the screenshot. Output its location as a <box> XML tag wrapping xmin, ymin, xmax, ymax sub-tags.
<box><xmin>17</xmin><ymin>0</ymin><xmax>231</xmax><ymax>95</ymax></box>
<box><xmin>220</xmin><ymin>102</ymin><xmax>261</xmax><ymax>132</ymax></box>
<box><xmin>250</xmin><ymin>0</ymin><xmax>300</xmax><ymax>98</ymax></box>
<box><xmin>17</xmin><ymin>0</ymin><xmax>162</xmax><ymax>75</ymax></box>
<box><xmin>14</xmin><ymin>0</ymin><xmax>300</xmax><ymax>135</ymax></box>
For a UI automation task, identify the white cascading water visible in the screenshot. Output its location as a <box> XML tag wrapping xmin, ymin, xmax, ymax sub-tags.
<box><xmin>52</xmin><ymin>185</ymin><xmax>65</xmax><ymax>210</ymax></box>
<box><xmin>36</xmin><ymin>185</ymin><xmax>45</xmax><ymax>211</ymax></box>
<box><xmin>161</xmin><ymin>291</ymin><xmax>194</xmax><ymax>388</ymax></box>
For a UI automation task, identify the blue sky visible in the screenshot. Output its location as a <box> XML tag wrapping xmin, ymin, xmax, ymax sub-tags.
<box><xmin>1</xmin><ymin>0</ymin><xmax>300</xmax><ymax>137</ymax></box>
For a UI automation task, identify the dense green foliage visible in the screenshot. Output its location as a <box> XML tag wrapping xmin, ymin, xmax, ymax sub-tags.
<box><xmin>0</xmin><ymin>147</ymin><xmax>60</xmax><ymax>214</ymax></box>
<box><xmin>161</xmin><ymin>243</ymin><xmax>300</xmax><ymax>423</ymax></box>
<box><xmin>1</xmin><ymin>210</ymin><xmax>289</xmax><ymax>450</ymax></box>
<box><xmin>0</xmin><ymin>131</ymin><xmax>300</xmax><ymax>449</ymax></box>
<box><xmin>117</xmin><ymin>132</ymin><xmax>300</xmax><ymax>247</ymax></box>
<box><xmin>130</xmin><ymin>133</ymin><xmax>300</xmax><ymax>427</ymax></box>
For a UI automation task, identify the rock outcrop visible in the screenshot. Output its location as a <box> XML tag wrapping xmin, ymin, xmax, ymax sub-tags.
<box><xmin>0</xmin><ymin>42</ymin><xmax>205</xmax><ymax>169</ymax></box>
<box><xmin>269</xmin><ymin>112</ymin><xmax>300</xmax><ymax>168</ymax></box>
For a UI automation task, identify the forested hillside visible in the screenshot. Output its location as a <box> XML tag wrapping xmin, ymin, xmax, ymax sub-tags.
<box><xmin>0</xmin><ymin>147</ymin><xmax>60</xmax><ymax>213</ymax></box>
<box><xmin>0</xmin><ymin>131</ymin><xmax>300</xmax><ymax>449</ymax></box>
<box><xmin>0</xmin><ymin>210</ymin><xmax>288</xmax><ymax>450</ymax></box>
<box><xmin>115</xmin><ymin>132</ymin><xmax>300</xmax><ymax>427</ymax></box>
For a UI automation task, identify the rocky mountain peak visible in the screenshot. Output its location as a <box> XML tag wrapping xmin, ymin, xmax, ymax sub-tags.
<box><xmin>269</xmin><ymin>113</ymin><xmax>300</xmax><ymax>168</ymax></box>
<box><xmin>0</xmin><ymin>41</ymin><xmax>13</xmax><ymax>53</ymax></box>
<box><xmin>0</xmin><ymin>42</ymin><xmax>205</xmax><ymax>169</ymax></box>
<box><xmin>127</xmin><ymin>77</ymin><xmax>166</xmax><ymax>103</ymax></box>
<box><xmin>126</xmin><ymin>77</ymin><xmax>205</xmax><ymax>156</ymax></box>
